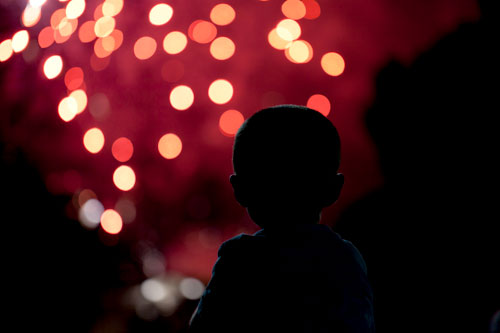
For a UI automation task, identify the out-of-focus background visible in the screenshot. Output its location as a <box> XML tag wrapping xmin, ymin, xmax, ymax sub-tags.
<box><xmin>2</xmin><ymin>0</ymin><xmax>498</xmax><ymax>332</ymax></box>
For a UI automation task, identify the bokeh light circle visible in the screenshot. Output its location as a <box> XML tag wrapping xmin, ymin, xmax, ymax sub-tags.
<box><xmin>219</xmin><ymin>110</ymin><xmax>244</xmax><ymax>137</ymax></box>
<box><xmin>0</xmin><ymin>39</ymin><xmax>13</xmax><ymax>62</ymax></box>
<box><xmin>276</xmin><ymin>19</ymin><xmax>301</xmax><ymax>41</ymax></box>
<box><xmin>100</xmin><ymin>209</ymin><xmax>123</xmax><ymax>234</ymax></box>
<box><xmin>158</xmin><ymin>133</ymin><xmax>182</xmax><ymax>159</ymax></box>
<box><xmin>43</xmin><ymin>55</ymin><xmax>63</xmax><ymax>79</ymax></box>
<box><xmin>12</xmin><ymin>30</ymin><xmax>30</xmax><ymax>53</ymax></box>
<box><xmin>285</xmin><ymin>39</ymin><xmax>313</xmax><ymax>63</ymax></box>
<box><xmin>189</xmin><ymin>20</ymin><xmax>217</xmax><ymax>44</ymax></box>
<box><xmin>112</xmin><ymin>137</ymin><xmax>134</xmax><ymax>162</ymax></box>
<box><xmin>163</xmin><ymin>31</ymin><xmax>188</xmax><ymax>55</ymax></box>
<box><xmin>83</xmin><ymin>127</ymin><xmax>105</xmax><ymax>153</ymax></box>
<box><xmin>149</xmin><ymin>3</ymin><xmax>173</xmax><ymax>26</ymax></box>
<box><xmin>134</xmin><ymin>36</ymin><xmax>157</xmax><ymax>60</ymax></box>
<box><xmin>321</xmin><ymin>52</ymin><xmax>345</xmax><ymax>76</ymax></box>
<box><xmin>209</xmin><ymin>37</ymin><xmax>235</xmax><ymax>60</ymax></box>
<box><xmin>113</xmin><ymin>165</ymin><xmax>136</xmax><ymax>191</ymax></box>
<box><xmin>210</xmin><ymin>4</ymin><xmax>236</xmax><ymax>26</ymax></box>
<box><xmin>281</xmin><ymin>0</ymin><xmax>306</xmax><ymax>20</ymax></box>
<box><xmin>58</xmin><ymin>96</ymin><xmax>78</xmax><ymax>122</ymax></box>
<box><xmin>169</xmin><ymin>85</ymin><xmax>194</xmax><ymax>111</ymax></box>
<box><xmin>208</xmin><ymin>79</ymin><xmax>233</xmax><ymax>104</ymax></box>
<box><xmin>307</xmin><ymin>94</ymin><xmax>331</xmax><ymax>116</ymax></box>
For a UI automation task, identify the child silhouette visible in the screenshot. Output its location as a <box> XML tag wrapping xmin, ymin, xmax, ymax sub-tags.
<box><xmin>189</xmin><ymin>105</ymin><xmax>374</xmax><ymax>332</ymax></box>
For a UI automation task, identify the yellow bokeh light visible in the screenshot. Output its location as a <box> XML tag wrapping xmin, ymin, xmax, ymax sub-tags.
<box><xmin>134</xmin><ymin>36</ymin><xmax>157</xmax><ymax>60</ymax></box>
<box><xmin>102</xmin><ymin>0</ymin><xmax>124</xmax><ymax>17</ymax></box>
<box><xmin>158</xmin><ymin>133</ymin><xmax>182</xmax><ymax>159</ymax></box>
<box><xmin>321</xmin><ymin>52</ymin><xmax>345</xmax><ymax>76</ymax></box>
<box><xmin>113</xmin><ymin>165</ymin><xmax>136</xmax><ymax>191</ymax></box>
<box><xmin>69</xmin><ymin>89</ymin><xmax>88</xmax><ymax>114</ymax></box>
<box><xmin>22</xmin><ymin>5</ymin><xmax>41</xmax><ymax>27</ymax></box>
<box><xmin>149</xmin><ymin>3</ymin><xmax>173</xmax><ymax>26</ymax></box>
<box><xmin>100</xmin><ymin>209</ymin><xmax>123</xmax><ymax>234</ymax></box>
<box><xmin>58</xmin><ymin>96</ymin><xmax>78</xmax><ymax>122</ymax></box>
<box><xmin>94</xmin><ymin>16</ymin><xmax>115</xmax><ymax>38</ymax></box>
<box><xmin>162</xmin><ymin>31</ymin><xmax>187</xmax><ymax>55</ymax></box>
<box><xmin>267</xmin><ymin>28</ymin><xmax>291</xmax><ymax>50</ymax></box>
<box><xmin>66</xmin><ymin>0</ymin><xmax>86</xmax><ymax>19</ymax></box>
<box><xmin>208</xmin><ymin>79</ymin><xmax>233</xmax><ymax>105</ymax></box>
<box><xmin>210</xmin><ymin>3</ymin><xmax>236</xmax><ymax>26</ymax></box>
<box><xmin>307</xmin><ymin>94</ymin><xmax>331</xmax><ymax>116</ymax></box>
<box><xmin>12</xmin><ymin>30</ymin><xmax>30</xmax><ymax>53</ymax></box>
<box><xmin>43</xmin><ymin>55</ymin><xmax>63</xmax><ymax>79</ymax></box>
<box><xmin>0</xmin><ymin>39</ymin><xmax>13</xmax><ymax>62</ymax></box>
<box><xmin>276</xmin><ymin>19</ymin><xmax>301</xmax><ymax>41</ymax></box>
<box><xmin>281</xmin><ymin>0</ymin><xmax>306</xmax><ymax>20</ymax></box>
<box><xmin>219</xmin><ymin>109</ymin><xmax>244</xmax><ymax>137</ymax></box>
<box><xmin>169</xmin><ymin>85</ymin><xmax>194</xmax><ymax>111</ymax></box>
<box><xmin>209</xmin><ymin>36</ymin><xmax>235</xmax><ymax>60</ymax></box>
<box><xmin>285</xmin><ymin>39</ymin><xmax>313</xmax><ymax>63</ymax></box>
<box><xmin>83</xmin><ymin>127</ymin><xmax>105</xmax><ymax>153</ymax></box>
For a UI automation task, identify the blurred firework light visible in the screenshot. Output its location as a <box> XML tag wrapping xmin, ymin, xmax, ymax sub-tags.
<box><xmin>0</xmin><ymin>0</ymin><xmax>479</xmax><ymax>282</ymax></box>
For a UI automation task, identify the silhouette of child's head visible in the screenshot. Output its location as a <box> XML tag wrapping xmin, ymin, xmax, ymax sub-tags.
<box><xmin>230</xmin><ymin>105</ymin><xmax>344</xmax><ymax>229</ymax></box>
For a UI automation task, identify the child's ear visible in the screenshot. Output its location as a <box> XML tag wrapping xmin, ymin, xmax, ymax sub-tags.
<box><xmin>320</xmin><ymin>173</ymin><xmax>344</xmax><ymax>208</ymax></box>
<box><xmin>230</xmin><ymin>174</ymin><xmax>250</xmax><ymax>207</ymax></box>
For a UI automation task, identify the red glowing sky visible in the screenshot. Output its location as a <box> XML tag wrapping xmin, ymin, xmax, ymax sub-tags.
<box><xmin>0</xmin><ymin>0</ymin><xmax>479</xmax><ymax>279</ymax></box>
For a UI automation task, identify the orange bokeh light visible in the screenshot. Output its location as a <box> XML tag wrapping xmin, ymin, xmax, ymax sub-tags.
<box><xmin>100</xmin><ymin>209</ymin><xmax>123</xmax><ymax>234</ymax></box>
<box><xmin>163</xmin><ymin>31</ymin><xmax>188</xmax><ymax>55</ymax></box>
<box><xmin>285</xmin><ymin>39</ymin><xmax>313</xmax><ymax>63</ymax></box>
<box><xmin>307</xmin><ymin>94</ymin><xmax>331</xmax><ymax>116</ymax></box>
<box><xmin>169</xmin><ymin>85</ymin><xmax>194</xmax><ymax>111</ymax></box>
<box><xmin>43</xmin><ymin>55</ymin><xmax>63</xmax><ymax>79</ymax></box>
<box><xmin>109</xmin><ymin>29</ymin><xmax>124</xmax><ymax>50</ymax></box>
<box><xmin>83</xmin><ymin>127</ymin><xmax>105</xmax><ymax>153</ymax></box>
<box><xmin>0</xmin><ymin>39</ymin><xmax>13</xmax><ymax>62</ymax></box>
<box><xmin>113</xmin><ymin>165</ymin><xmax>136</xmax><ymax>191</ymax></box>
<box><xmin>210</xmin><ymin>4</ymin><xmax>236</xmax><ymax>26</ymax></box>
<box><xmin>50</xmin><ymin>8</ymin><xmax>66</xmax><ymax>29</ymax></box>
<box><xmin>58</xmin><ymin>96</ymin><xmax>78</xmax><ymax>122</ymax></box>
<box><xmin>78</xmin><ymin>21</ymin><xmax>97</xmax><ymax>43</ymax></box>
<box><xmin>94</xmin><ymin>37</ymin><xmax>113</xmax><ymax>58</ymax></box>
<box><xmin>210</xmin><ymin>36</ymin><xmax>235</xmax><ymax>60</ymax></box>
<box><xmin>219</xmin><ymin>109</ymin><xmax>244</xmax><ymax>137</ymax></box>
<box><xmin>149</xmin><ymin>3</ymin><xmax>173</xmax><ymax>26</ymax></box>
<box><xmin>281</xmin><ymin>0</ymin><xmax>306</xmax><ymax>20</ymax></box>
<box><xmin>64</xmin><ymin>67</ymin><xmax>84</xmax><ymax>90</ymax></box>
<box><xmin>12</xmin><ymin>30</ymin><xmax>29</xmax><ymax>53</ymax></box>
<box><xmin>268</xmin><ymin>28</ymin><xmax>291</xmax><ymax>50</ymax></box>
<box><xmin>189</xmin><ymin>20</ymin><xmax>217</xmax><ymax>44</ymax></box>
<box><xmin>321</xmin><ymin>52</ymin><xmax>345</xmax><ymax>76</ymax></box>
<box><xmin>208</xmin><ymin>79</ymin><xmax>233</xmax><ymax>105</ymax></box>
<box><xmin>112</xmin><ymin>137</ymin><xmax>134</xmax><ymax>162</ymax></box>
<box><xmin>134</xmin><ymin>36</ymin><xmax>157</xmax><ymax>60</ymax></box>
<box><xmin>38</xmin><ymin>26</ymin><xmax>55</xmax><ymax>48</ymax></box>
<box><xmin>158</xmin><ymin>133</ymin><xmax>182</xmax><ymax>160</ymax></box>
